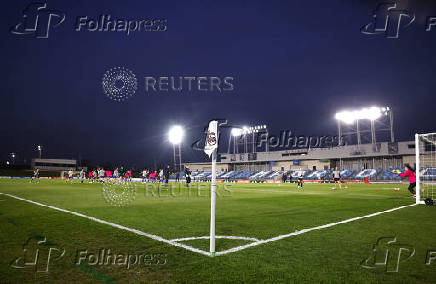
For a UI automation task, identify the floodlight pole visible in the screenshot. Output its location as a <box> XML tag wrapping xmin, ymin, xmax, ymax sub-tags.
<box><xmin>173</xmin><ymin>144</ymin><xmax>176</xmax><ymax>171</ymax></box>
<box><xmin>227</xmin><ymin>134</ymin><xmax>232</xmax><ymax>154</ymax></box>
<box><xmin>371</xmin><ymin>120</ymin><xmax>376</xmax><ymax>144</ymax></box>
<box><xmin>210</xmin><ymin>148</ymin><xmax>217</xmax><ymax>257</ymax></box>
<box><xmin>390</xmin><ymin>110</ymin><xmax>395</xmax><ymax>142</ymax></box>
<box><xmin>266</xmin><ymin>129</ymin><xmax>269</xmax><ymax>152</ymax></box>
<box><xmin>356</xmin><ymin>120</ymin><xmax>361</xmax><ymax>146</ymax></box>
<box><xmin>337</xmin><ymin>120</ymin><xmax>342</xmax><ymax>146</ymax></box>
<box><xmin>233</xmin><ymin>136</ymin><xmax>236</xmax><ymax>154</ymax></box>
<box><xmin>178</xmin><ymin>144</ymin><xmax>182</xmax><ymax>172</ymax></box>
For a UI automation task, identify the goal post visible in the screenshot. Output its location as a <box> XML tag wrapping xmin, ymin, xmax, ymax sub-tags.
<box><xmin>415</xmin><ymin>133</ymin><xmax>436</xmax><ymax>205</ymax></box>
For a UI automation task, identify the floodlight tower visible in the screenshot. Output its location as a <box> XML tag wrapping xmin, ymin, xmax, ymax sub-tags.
<box><xmin>335</xmin><ymin>106</ymin><xmax>394</xmax><ymax>146</ymax></box>
<box><xmin>230</xmin><ymin>124</ymin><xmax>268</xmax><ymax>154</ymax></box>
<box><xmin>231</xmin><ymin>128</ymin><xmax>242</xmax><ymax>154</ymax></box>
<box><xmin>37</xmin><ymin>145</ymin><xmax>42</xmax><ymax>158</ymax></box>
<box><xmin>169</xmin><ymin>126</ymin><xmax>184</xmax><ymax>172</ymax></box>
<box><xmin>229</xmin><ymin>125</ymin><xmax>269</xmax><ymax>154</ymax></box>
<box><xmin>10</xmin><ymin>153</ymin><xmax>16</xmax><ymax>165</ymax></box>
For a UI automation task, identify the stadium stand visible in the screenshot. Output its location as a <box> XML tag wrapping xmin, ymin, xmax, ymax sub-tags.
<box><xmin>352</xmin><ymin>168</ymin><xmax>382</xmax><ymax>180</ymax></box>
<box><xmin>378</xmin><ymin>168</ymin><xmax>404</xmax><ymax>180</ymax></box>
<box><xmin>306</xmin><ymin>170</ymin><xmax>331</xmax><ymax>180</ymax></box>
<box><xmin>172</xmin><ymin>167</ymin><xmax>434</xmax><ymax>182</ymax></box>
<box><xmin>422</xmin><ymin>167</ymin><xmax>436</xmax><ymax>180</ymax></box>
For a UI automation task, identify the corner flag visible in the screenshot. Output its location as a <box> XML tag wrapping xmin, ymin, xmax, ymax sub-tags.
<box><xmin>204</xmin><ymin>120</ymin><xmax>218</xmax><ymax>157</ymax></box>
<box><xmin>204</xmin><ymin>120</ymin><xmax>218</xmax><ymax>257</ymax></box>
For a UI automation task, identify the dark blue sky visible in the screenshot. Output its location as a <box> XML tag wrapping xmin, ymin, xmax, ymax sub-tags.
<box><xmin>1</xmin><ymin>0</ymin><xmax>436</xmax><ymax>168</ymax></box>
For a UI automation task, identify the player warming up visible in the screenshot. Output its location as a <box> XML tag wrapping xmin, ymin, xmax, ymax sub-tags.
<box><xmin>185</xmin><ymin>166</ymin><xmax>192</xmax><ymax>187</ymax></box>
<box><xmin>332</xmin><ymin>167</ymin><xmax>342</xmax><ymax>190</ymax></box>
<box><xmin>393</xmin><ymin>163</ymin><xmax>416</xmax><ymax>197</ymax></box>
<box><xmin>79</xmin><ymin>168</ymin><xmax>85</xmax><ymax>183</ymax></box>
<box><xmin>30</xmin><ymin>168</ymin><xmax>39</xmax><ymax>183</ymax></box>
<box><xmin>66</xmin><ymin>170</ymin><xmax>74</xmax><ymax>183</ymax></box>
<box><xmin>297</xmin><ymin>169</ymin><xmax>304</xmax><ymax>189</ymax></box>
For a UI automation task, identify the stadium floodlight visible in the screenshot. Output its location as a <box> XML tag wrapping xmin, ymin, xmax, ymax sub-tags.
<box><xmin>335</xmin><ymin>106</ymin><xmax>387</xmax><ymax>124</ymax></box>
<box><xmin>168</xmin><ymin>125</ymin><xmax>184</xmax><ymax>145</ymax></box>
<box><xmin>168</xmin><ymin>125</ymin><xmax>184</xmax><ymax>173</ymax></box>
<box><xmin>10</xmin><ymin>153</ymin><xmax>15</xmax><ymax>165</ymax></box>
<box><xmin>231</xmin><ymin>128</ymin><xmax>243</xmax><ymax>137</ymax></box>
<box><xmin>37</xmin><ymin>145</ymin><xmax>42</xmax><ymax>158</ymax></box>
<box><xmin>6</xmin><ymin>161</ymin><xmax>10</xmax><ymax>165</ymax></box>
<box><xmin>335</xmin><ymin>106</ymin><xmax>393</xmax><ymax>146</ymax></box>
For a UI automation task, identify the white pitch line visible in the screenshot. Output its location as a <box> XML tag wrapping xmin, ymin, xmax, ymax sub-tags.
<box><xmin>170</xmin><ymin>235</ymin><xmax>261</xmax><ymax>242</ymax></box>
<box><xmin>215</xmin><ymin>203</ymin><xmax>418</xmax><ymax>256</ymax></box>
<box><xmin>0</xmin><ymin>192</ymin><xmax>418</xmax><ymax>257</ymax></box>
<box><xmin>0</xmin><ymin>193</ymin><xmax>209</xmax><ymax>257</ymax></box>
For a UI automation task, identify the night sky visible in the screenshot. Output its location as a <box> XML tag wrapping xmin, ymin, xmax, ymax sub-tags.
<box><xmin>1</xmin><ymin>0</ymin><xmax>436</xmax><ymax>168</ymax></box>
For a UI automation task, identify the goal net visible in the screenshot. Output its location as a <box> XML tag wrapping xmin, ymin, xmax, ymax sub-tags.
<box><xmin>416</xmin><ymin>133</ymin><xmax>436</xmax><ymax>204</ymax></box>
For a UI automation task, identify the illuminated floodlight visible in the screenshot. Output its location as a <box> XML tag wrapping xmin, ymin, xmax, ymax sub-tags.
<box><xmin>231</xmin><ymin>128</ymin><xmax>243</xmax><ymax>137</ymax></box>
<box><xmin>357</xmin><ymin>107</ymin><xmax>382</xmax><ymax>121</ymax></box>
<box><xmin>335</xmin><ymin>111</ymin><xmax>356</xmax><ymax>124</ymax></box>
<box><xmin>335</xmin><ymin>106</ymin><xmax>388</xmax><ymax>124</ymax></box>
<box><xmin>235</xmin><ymin>124</ymin><xmax>268</xmax><ymax>135</ymax></box>
<box><xmin>37</xmin><ymin>145</ymin><xmax>42</xmax><ymax>151</ymax></box>
<box><xmin>6</xmin><ymin>161</ymin><xmax>10</xmax><ymax>165</ymax></box>
<box><xmin>168</xmin><ymin>125</ymin><xmax>184</xmax><ymax>145</ymax></box>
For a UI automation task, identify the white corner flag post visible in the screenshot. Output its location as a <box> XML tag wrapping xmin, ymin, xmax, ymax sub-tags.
<box><xmin>204</xmin><ymin>120</ymin><xmax>218</xmax><ymax>257</ymax></box>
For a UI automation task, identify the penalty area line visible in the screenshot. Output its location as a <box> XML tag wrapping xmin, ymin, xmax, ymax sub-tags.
<box><xmin>0</xmin><ymin>192</ymin><xmax>210</xmax><ymax>257</ymax></box>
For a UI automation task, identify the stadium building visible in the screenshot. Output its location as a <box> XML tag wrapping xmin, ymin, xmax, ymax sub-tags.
<box><xmin>184</xmin><ymin>140</ymin><xmax>417</xmax><ymax>181</ymax></box>
<box><xmin>184</xmin><ymin>108</ymin><xmax>435</xmax><ymax>182</ymax></box>
<box><xmin>31</xmin><ymin>158</ymin><xmax>77</xmax><ymax>171</ymax></box>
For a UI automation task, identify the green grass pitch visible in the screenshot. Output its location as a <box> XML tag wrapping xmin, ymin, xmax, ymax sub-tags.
<box><xmin>0</xmin><ymin>179</ymin><xmax>435</xmax><ymax>283</ymax></box>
